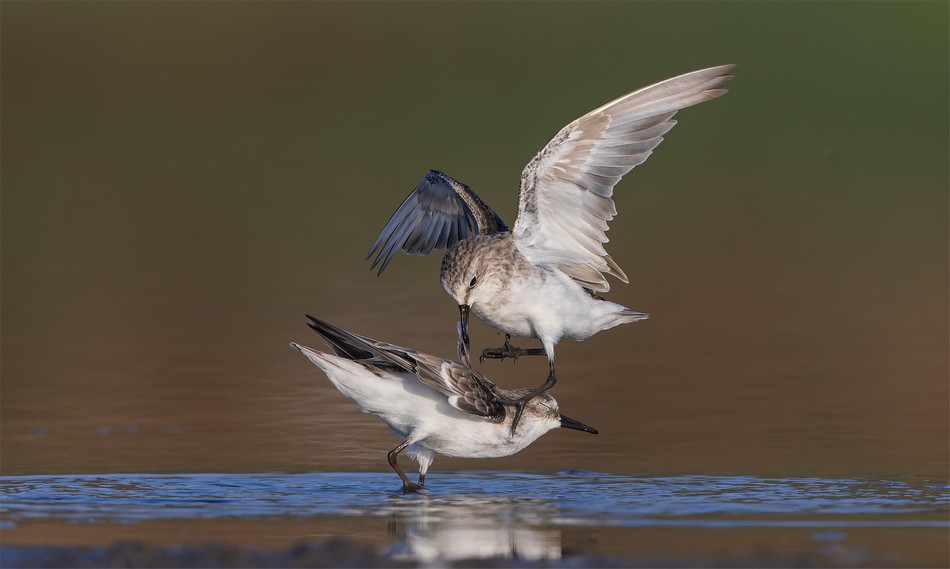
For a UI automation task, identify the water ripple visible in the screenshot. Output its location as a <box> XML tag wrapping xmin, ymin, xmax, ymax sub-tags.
<box><xmin>1</xmin><ymin>471</ymin><xmax>946</xmax><ymax>529</ymax></box>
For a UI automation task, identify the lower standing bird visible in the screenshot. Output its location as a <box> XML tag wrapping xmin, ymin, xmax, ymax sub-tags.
<box><xmin>290</xmin><ymin>316</ymin><xmax>598</xmax><ymax>494</ymax></box>
<box><xmin>367</xmin><ymin>65</ymin><xmax>735</xmax><ymax>425</ymax></box>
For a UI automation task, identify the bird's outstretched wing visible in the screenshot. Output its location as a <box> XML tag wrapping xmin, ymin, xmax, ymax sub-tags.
<box><xmin>303</xmin><ymin>316</ymin><xmax>505</xmax><ymax>422</ymax></box>
<box><xmin>367</xmin><ymin>170</ymin><xmax>508</xmax><ymax>275</ymax></box>
<box><xmin>512</xmin><ymin>65</ymin><xmax>735</xmax><ymax>292</ymax></box>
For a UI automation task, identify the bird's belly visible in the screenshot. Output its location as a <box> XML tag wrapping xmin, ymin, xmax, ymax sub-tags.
<box><xmin>472</xmin><ymin>276</ymin><xmax>600</xmax><ymax>340</ymax></box>
<box><xmin>473</xmin><ymin>305</ymin><xmax>534</xmax><ymax>337</ymax></box>
<box><xmin>420</xmin><ymin>427</ymin><xmax>523</xmax><ymax>459</ymax></box>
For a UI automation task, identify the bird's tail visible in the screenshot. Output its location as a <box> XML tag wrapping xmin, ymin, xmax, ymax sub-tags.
<box><xmin>300</xmin><ymin>315</ymin><xmax>415</xmax><ymax>373</ymax></box>
<box><xmin>620</xmin><ymin>309</ymin><xmax>650</xmax><ymax>323</ymax></box>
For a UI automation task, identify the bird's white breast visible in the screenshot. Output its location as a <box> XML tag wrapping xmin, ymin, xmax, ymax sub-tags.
<box><xmin>472</xmin><ymin>263</ymin><xmax>617</xmax><ymax>343</ymax></box>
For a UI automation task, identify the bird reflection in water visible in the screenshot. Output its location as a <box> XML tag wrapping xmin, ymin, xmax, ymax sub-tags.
<box><xmin>384</xmin><ymin>495</ymin><xmax>562</xmax><ymax>562</ymax></box>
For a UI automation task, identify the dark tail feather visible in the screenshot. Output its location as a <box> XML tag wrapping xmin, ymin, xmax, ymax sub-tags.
<box><xmin>304</xmin><ymin>315</ymin><xmax>415</xmax><ymax>372</ymax></box>
<box><xmin>304</xmin><ymin>315</ymin><xmax>379</xmax><ymax>361</ymax></box>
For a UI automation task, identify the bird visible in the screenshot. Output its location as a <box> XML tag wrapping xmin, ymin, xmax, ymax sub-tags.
<box><xmin>367</xmin><ymin>64</ymin><xmax>735</xmax><ymax>415</ymax></box>
<box><xmin>290</xmin><ymin>315</ymin><xmax>598</xmax><ymax>494</ymax></box>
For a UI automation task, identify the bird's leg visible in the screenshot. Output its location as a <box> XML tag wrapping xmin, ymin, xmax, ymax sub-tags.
<box><xmin>523</xmin><ymin>359</ymin><xmax>558</xmax><ymax>402</ymax></box>
<box><xmin>504</xmin><ymin>360</ymin><xmax>558</xmax><ymax>435</ymax></box>
<box><xmin>418</xmin><ymin>473</ymin><xmax>426</xmax><ymax>486</ymax></box>
<box><xmin>388</xmin><ymin>440</ymin><xmax>426</xmax><ymax>494</ymax></box>
<box><xmin>479</xmin><ymin>334</ymin><xmax>546</xmax><ymax>364</ymax></box>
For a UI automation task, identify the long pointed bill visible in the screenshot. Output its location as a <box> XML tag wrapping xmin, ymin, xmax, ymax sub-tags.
<box><xmin>458</xmin><ymin>304</ymin><xmax>471</xmax><ymax>350</ymax></box>
<box><xmin>560</xmin><ymin>414</ymin><xmax>599</xmax><ymax>434</ymax></box>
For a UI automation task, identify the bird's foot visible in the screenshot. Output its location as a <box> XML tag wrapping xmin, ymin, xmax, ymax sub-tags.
<box><xmin>480</xmin><ymin>335</ymin><xmax>545</xmax><ymax>364</ymax></box>
<box><xmin>498</xmin><ymin>392</ymin><xmax>542</xmax><ymax>436</ymax></box>
<box><xmin>502</xmin><ymin>369</ymin><xmax>558</xmax><ymax>435</ymax></box>
<box><xmin>401</xmin><ymin>481</ymin><xmax>427</xmax><ymax>495</ymax></box>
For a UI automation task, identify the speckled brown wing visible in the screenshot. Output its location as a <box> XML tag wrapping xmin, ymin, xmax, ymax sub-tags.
<box><xmin>410</xmin><ymin>354</ymin><xmax>506</xmax><ymax>423</ymax></box>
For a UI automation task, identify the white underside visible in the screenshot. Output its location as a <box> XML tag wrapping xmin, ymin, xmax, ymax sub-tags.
<box><xmin>294</xmin><ymin>346</ymin><xmax>557</xmax><ymax>476</ymax></box>
<box><xmin>470</xmin><ymin>264</ymin><xmax>646</xmax><ymax>356</ymax></box>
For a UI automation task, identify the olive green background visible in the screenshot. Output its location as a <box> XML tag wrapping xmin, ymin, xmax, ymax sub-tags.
<box><xmin>3</xmin><ymin>2</ymin><xmax>947</xmax><ymax>482</ymax></box>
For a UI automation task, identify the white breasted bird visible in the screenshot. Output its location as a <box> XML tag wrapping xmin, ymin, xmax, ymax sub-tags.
<box><xmin>367</xmin><ymin>65</ymin><xmax>735</xmax><ymax>424</ymax></box>
<box><xmin>290</xmin><ymin>316</ymin><xmax>598</xmax><ymax>494</ymax></box>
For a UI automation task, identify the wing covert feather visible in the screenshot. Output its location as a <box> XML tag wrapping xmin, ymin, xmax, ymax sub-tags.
<box><xmin>404</xmin><ymin>354</ymin><xmax>506</xmax><ymax>422</ymax></box>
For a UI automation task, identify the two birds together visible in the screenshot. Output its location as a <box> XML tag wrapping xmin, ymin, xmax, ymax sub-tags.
<box><xmin>292</xmin><ymin>65</ymin><xmax>734</xmax><ymax>493</ymax></box>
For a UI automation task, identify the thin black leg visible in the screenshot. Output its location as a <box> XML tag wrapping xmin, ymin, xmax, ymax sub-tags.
<box><xmin>507</xmin><ymin>360</ymin><xmax>558</xmax><ymax>435</ymax></box>
<box><xmin>388</xmin><ymin>440</ymin><xmax>425</xmax><ymax>494</ymax></box>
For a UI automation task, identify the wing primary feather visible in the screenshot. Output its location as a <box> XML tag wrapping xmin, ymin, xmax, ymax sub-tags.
<box><xmin>304</xmin><ymin>315</ymin><xmax>416</xmax><ymax>373</ymax></box>
<box><xmin>373</xmin><ymin>208</ymin><xmax>425</xmax><ymax>273</ymax></box>
<box><xmin>513</xmin><ymin>65</ymin><xmax>734</xmax><ymax>290</ymax></box>
<box><xmin>368</xmin><ymin>170</ymin><xmax>507</xmax><ymax>275</ymax></box>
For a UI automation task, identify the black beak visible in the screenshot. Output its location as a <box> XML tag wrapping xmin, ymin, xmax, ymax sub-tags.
<box><xmin>458</xmin><ymin>304</ymin><xmax>471</xmax><ymax>348</ymax></box>
<box><xmin>560</xmin><ymin>414</ymin><xmax>598</xmax><ymax>434</ymax></box>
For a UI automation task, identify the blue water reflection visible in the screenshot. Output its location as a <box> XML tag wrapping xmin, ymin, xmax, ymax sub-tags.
<box><xmin>3</xmin><ymin>471</ymin><xmax>946</xmax><ymax>525</ymax></box>
<box><xmin>3</xmin><ymin>472</ymin><xmax>947</xmax><ymax>564</ymax></box>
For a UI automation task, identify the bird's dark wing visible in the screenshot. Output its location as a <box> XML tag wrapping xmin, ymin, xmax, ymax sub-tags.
<box><xmin>303</xmin><ymin>315</ymin><xmax>505</xmax><ymax>422</ymax></box>
<box><xmin>304</xmin><ymin>315</ymin><xmax>416</xmax><ymax>373</ymax></box>
<box><xmin>367</xmin><ymin>170</ymin><xmax>508</xmax><ymax>275</ymax></box>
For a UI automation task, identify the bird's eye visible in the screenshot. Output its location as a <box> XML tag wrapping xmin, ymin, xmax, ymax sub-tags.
<box><xmin>469</xmin><ymin>275</ymin><xmax>478</xmax><ymax>288</ymax></box>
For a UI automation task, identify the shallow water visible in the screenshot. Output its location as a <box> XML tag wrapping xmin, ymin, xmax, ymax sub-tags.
<box><xmin>3</xmin><ymin>472</ymin><xmax>947</xmax><ymax>566</ymax></box>
<box><xmin>2</xmin><ymin>2</ymin><xmax>948</xmax><ymax>568</ymax></box>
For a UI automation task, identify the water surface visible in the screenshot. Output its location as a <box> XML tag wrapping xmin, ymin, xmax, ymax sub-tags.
<box><xmin>3</xmin><ymin>472</ymin><xmax>947</xmax><ymax>566</ymax></box>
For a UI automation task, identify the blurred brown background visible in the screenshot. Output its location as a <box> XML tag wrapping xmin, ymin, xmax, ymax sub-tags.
<box><xmin>2</xmin><ymin>2</ymin><xmax>947</xmax><ymax>481</ymax></box>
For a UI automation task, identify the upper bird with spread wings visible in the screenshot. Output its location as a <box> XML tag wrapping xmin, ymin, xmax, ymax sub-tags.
<box><xmin>368</xmin><ymin>65</ymin><xmax>734</xmax><ymax>410</ymax></box>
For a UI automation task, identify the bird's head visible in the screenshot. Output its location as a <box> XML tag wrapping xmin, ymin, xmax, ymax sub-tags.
<box><xmin>440</xmin><ymin>242</ymin><xmax>487</xmax><ymax>310</ymax></box>
<box><xmin>517</xmin><ymin>392</ymin><xmax>599</xmax><ymax>441</ymax></box>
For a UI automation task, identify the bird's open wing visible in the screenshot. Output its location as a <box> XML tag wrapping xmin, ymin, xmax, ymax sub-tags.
<box><xmin>367</xmin><ymin>170</ymin><xmax>508</xmax><ymax>275</ymax></box>
<box><xmin>304</xmin><ymin>316</ymin><xmax>505</xmax><ymax>422</ymax></box>
<box><xmin>512</xmin><ymin>65</ymin><xmax>734</xmax><ymax>292</ymax></box>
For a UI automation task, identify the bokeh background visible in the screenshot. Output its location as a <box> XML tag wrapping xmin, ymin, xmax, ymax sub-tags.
<box><xmin>3</xmin><ymin>2</ymin><xmax>947</xmax><ymax>485</ymax></box>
